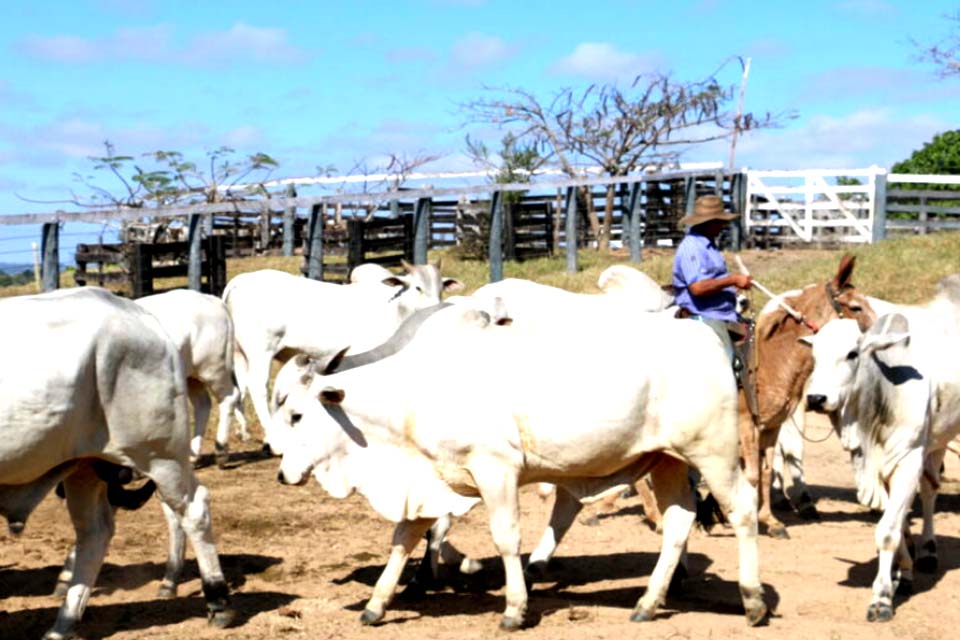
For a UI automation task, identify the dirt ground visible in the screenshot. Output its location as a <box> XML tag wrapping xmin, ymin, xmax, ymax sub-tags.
<box><xmin>3</xmin><ymin>413</ymin><xmax>960</xmax><ymax>640</ymax></box>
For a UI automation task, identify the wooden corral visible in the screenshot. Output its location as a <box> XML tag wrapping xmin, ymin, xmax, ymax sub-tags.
<box><xmin>301</xmin><ymin>214</ymin><xmax>414</xmax><ymax>283</ymax></box>
<box><xmin>74</xmin><ymin>235</ymin><xmax>226</xmax><ymax>298</ymax></box>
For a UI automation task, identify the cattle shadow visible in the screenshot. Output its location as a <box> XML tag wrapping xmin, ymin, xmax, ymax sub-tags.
<box><xmin>0</xmin><ymin>589</ymin><xmax>297</xmax><ymax>640</ymax></box>
<box><xmin>193</xmin><ymin>447</ymin><xmax>274</xmax><ymax>471</ymax></box>
<box><xmin>0</xmin><ymin>553</ymin><xmax>282</xmax><ymax>598</ymax></box>
<box><xmin>334</xmin><ymin>551</ymin><xmax>780</xmax><ymax>629</ymax></box>
<box><xmin>838</xmin><ymin>532</ymin><xmax>960</xmax><ymax>608</ymax></box>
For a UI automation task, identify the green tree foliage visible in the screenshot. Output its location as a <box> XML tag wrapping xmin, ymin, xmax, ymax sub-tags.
<box><xmin>466</xmin><ymin>132</ymin><xmax>545</xmax><ymax>204</ymax></box>
<box><xmin>892</xmin><ymin>129</ymin><xmax>960</xmax><ymax>176</ymax></box>
<box><xmin>74</xmin><ymin>141</ymin><xmax>279</xmax><ymax>208</ymax></box>
<box><xmin>0</xmin><ymin>269</ymin><xmax>34</xmax><ymax>288</ymax></box>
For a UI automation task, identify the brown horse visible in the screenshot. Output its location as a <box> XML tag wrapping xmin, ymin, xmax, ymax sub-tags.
<box><xmin>743</xmin><ymin>254</ymin><xmax>876</xmax><ymax>537</ymax></box>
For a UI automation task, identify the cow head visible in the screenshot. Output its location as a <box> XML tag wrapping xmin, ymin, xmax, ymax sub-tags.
<box><xmin>801</xmin><ymin>315</ymin><xmax>911</xmax><ymax>414</ymax></box>
<box><xmin>827</xmin><ymin>254</ymin><xmax>877</xmax><ymax>331</ymax></box>
<box><xmin>379</xmin><ymin>260</ymin><xmax>463</xmax><ymax>318</ymax></box>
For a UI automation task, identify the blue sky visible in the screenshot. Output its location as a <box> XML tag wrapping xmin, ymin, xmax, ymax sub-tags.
<box><xmin>1</xmin><ymin>0</ymin><xmax>958</xmax><ymax>264</ymax></box>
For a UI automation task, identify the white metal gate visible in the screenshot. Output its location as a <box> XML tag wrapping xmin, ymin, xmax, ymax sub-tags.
<box><xmin>744</xmin><ymin>167</ymin><xmax>882</xmax><ymax>244</ymax></box>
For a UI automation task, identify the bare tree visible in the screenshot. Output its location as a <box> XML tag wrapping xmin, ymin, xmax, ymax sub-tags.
<box><xmin>462</xmin><ymin>71</ymin><xmax>778</xmax><ymax>249</ymax></box>
<box><xmin>917</xmin><ymin>12</ymin><xmax>960</xmax><ymax>77</ymax></box>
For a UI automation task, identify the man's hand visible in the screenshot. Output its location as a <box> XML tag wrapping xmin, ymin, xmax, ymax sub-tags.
<box><xmin>732</xmin><ymin>274</ymin><xmax>753</xmax><ymax>290</ymax></box>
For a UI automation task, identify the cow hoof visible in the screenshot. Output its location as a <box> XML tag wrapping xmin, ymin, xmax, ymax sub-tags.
<box><xmin>360</xmin><ymin>609</ymin><xmax>383</xmax><ymax>626</ymax></box>
<box><xmin>867</xmin><ymin>603</ymin><xmax>893</xmax><ymax>622</ymax></box>
<box><xmin>916</xmin><ymin>555</ymin><xmax>939</xmax><ymax>574</ymax></box>
<box><xmin>630</xmin><ymin>608</ymin><xmax>655</xmax><ymax>623</ymax></box>
<box><xmin>8</xmin><ymin>521</ymin><xmax>25</xmax><ymax>536</ymax></box>
<box><xmin>766</xmin><ymin>524</ymin><xmax>790</xmax><ymax>539</ymax></box>
<box><xmin>208</xmin><ymin>607</ymin><xmax>236</xmax><ymax>629</ymax></box>
<box><xmin>499</xmin><ymin>615</ymin><xmax>524</xmax><ymax>631</ymax></box>
<box><xmin>580</xmin><ymin>514</ymin><xmax>601</xmax><ymax>527</ymax></box>
<box><xmin>215</xmin><ymin>448</ymin><xmax>230</xmax><ymax>469</ymax></box>
<box><xmin>42</xmin><ymin>629</ymin><xmax>75</xmax><ymax>640</ymax></box>
<box><xmin>460</xmin><ymin>557</ymin><xmax>483</xmax><ymax>575</ymax></box>
<box><xmin>157</xmin><ymin>583</ymin><xmax>177</xmax><ymax>599</ymax></box>
<box><xmin>745</xmin><ymin>601</ymin><xmax>768</xmax><ymax>626</ymax></box>
<box><xmin>52</xmin><ymin>581</ymin><xmax>69</xmax><ymax>597</ymax></box>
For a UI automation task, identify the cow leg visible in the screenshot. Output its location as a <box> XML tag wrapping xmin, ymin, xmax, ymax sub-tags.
<box><xmin>53</xmin><ymin>547</ymin><xmax>77</xmax><ymax>598</ymax></box>
<box><xmin>187</xmin><ymin>379</ymin><xmax>212</xmax><ymax>465</ymax></box>
<box><xmin>44</xmin><ymin>466</ymin><xmax>114</xmax><ymax>640</ymax></box>
<box><xmin>916</xmin><ymin>448</ymin><xmax>946</xmax><ymax>573</ymax></box>
<box><xmin>527</xmin><ymin>485</ymin><xmax>582</xmax><ymax>579</ymax></box>
<box><xmin>157</xmin><ymin>501</ymin><xmax>187</xmax><ymax>598</ymax></box>
<box><xmin>246</xmin><ymin>353</ymin><xmax>279</xmax><ymax>453</ymax></box>
<box><xmin>210</xmin><ymin>374</ymin><xmax>247</xmax><ymax>468</ymax></box>
<box><xmin>867</xmin><ymin>449</ymin><xmax>923</xmax><ymax>622</ymax></box>
<box><xmin>636</xmin><ymin>475</ymin><xmax>664</xmax><ymax>532</ymax></box>
<box><xmin>473</xmin><ymin>467</ymin><xmax>526</xmax><ymax>631</ymax></box>
<box><xmin>758</xmin><ymin>428</ymin><xmax>788</xmax><ymax>538</ymax></box>
<box><xmin>149</xmin><ymin>461</ymin><xmax>234</xmax><ymax>628</ymax></box>
<box><xmin>361</xmin><ymin>517</ymin><xmax>434</xmax><ymax>625</ymax></box>
<box><xmin>694</xmin><ymin>455</ymin><xmax>766</xmax><ymax>626</ymax></box>
<box><xmin>782</xmin><ymin>407</ymin><xmax>819</xmax><ymax>519</ymax></box>
<box><xmin>631</xmin><ymin>456</ymin><xmax>695</xmax><ymax>623</ymax></box>
<box><xmin>405</xmin><ymin>514</ymin><xmax>481</xmax><ymax>596</ymax></box>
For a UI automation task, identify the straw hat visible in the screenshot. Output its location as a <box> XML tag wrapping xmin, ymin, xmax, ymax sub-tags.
<box><xmin>680</xmin><ymin>195</ymin><xmax>738</xmax><ymax>227</ymax></box>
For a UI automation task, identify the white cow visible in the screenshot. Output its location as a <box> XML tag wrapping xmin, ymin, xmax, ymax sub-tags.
<box><xmin>223</xmin><ymin>261</ymin><xmax>463</xmax><ymax>453</ymax></box>
<box><xmin>276</xmin><ymin>300</ymin><xmax>765</xmax><ymax>631</ymax></box>
<box><xmin>771</xmin><ymin>295</ymin><xmax>900</xmax><ymax>515</ymax></box>
<box><xmin>0</xmin><ymin>287</ymin><xmax>234</xmax><ymax>639</ymax></box>
<box><xmin>136</xmin><ymin>289</ymin><xmax>248</xmax><ymax>467</ymax></box>
<box><xmin>802</xmin><ymin>276</ymin><xmax>960</xmax><ymax>621</ymax></box>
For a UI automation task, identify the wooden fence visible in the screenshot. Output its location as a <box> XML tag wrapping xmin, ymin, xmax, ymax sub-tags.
<box><xmin>74</xmin><ymin>235</ymin><xmax>226</xmax><ymax>298</ymax></box>
<box><xmin>4</xmin><ymin>167</ymin><xmax>957</xmax><ymax>294</ymax></box>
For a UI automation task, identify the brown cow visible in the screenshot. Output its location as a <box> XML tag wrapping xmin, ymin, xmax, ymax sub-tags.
<box><xmin>743</xmin><ymin>254</ymin><xmax>876</xmax><ymax>537</ymax></box>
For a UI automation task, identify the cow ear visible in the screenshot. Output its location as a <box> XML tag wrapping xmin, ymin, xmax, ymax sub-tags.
<box><xmin>443</xmin><ymin>277</ymin><xmax>465</xmax><ymax>293</ymax></box>
<box><xmin>861</xmin><ymin>331</ymin><xmax>909</xmax><ymax>356</ymax></box>
<box><xmin>381</xmin><ymin>276</ymin><xmax>406</xmax><ymax>289</ymax></box>
<box><xmin>832</xmin><ymin>254</ymin><xmax>856</xmax><ymax>289</ymax></box>
<box><xmin>492</xmin><ymin>296</ymin><xmax>513</xmax><ymax>326</ymax></box>
<box><xmin>401</xmin><ymin>259</ymin><xmax>415</xmax><ymax>273</ymax></box>
<box><xmin>319</xmin><ymin>387</ymin><xmax>346</xmax><ymax>405</ymax></box>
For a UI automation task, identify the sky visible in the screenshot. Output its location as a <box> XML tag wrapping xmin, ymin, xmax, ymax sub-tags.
<box><xmin>1</xmin><ymin>0</ymin><xmax>958</xmax><ymax>265</ymax></box>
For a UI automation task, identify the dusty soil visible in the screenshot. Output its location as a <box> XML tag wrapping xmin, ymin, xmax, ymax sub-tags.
<box><xmin>3</xmin><ymin>413</ymin><xmax>960</xmax><ymax>640</ymax></box>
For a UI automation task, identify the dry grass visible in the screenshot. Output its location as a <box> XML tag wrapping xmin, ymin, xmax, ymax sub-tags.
<box><xmin>2</xmin><ymin>231</ymin><xmax>958</xmax><ymax>304</ymax></box>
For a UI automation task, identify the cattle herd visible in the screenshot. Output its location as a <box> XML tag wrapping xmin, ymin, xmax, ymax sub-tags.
<box><xmin>1</xmin><ymin>256</ymin><xmax>958</xmax><ymax>639</ymax></box>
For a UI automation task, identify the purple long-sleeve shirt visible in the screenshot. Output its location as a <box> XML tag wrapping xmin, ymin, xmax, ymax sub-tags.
<box><xmin>672</xmin><ymin>230</ymin><xmax>739</xmax><ymax>322</ymax></box>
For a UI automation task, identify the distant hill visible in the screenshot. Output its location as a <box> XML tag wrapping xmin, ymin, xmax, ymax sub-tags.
<box><xmin>0</xmin><ymin>262</ymin><xmax>34</xmax><ymax>275</ymax></box>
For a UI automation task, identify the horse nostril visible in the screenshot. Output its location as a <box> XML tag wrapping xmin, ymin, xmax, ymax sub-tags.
<box><xmin>806</xmin><ymin>394</ymin><xmax>827</xmax><ymax>410</ymax></box>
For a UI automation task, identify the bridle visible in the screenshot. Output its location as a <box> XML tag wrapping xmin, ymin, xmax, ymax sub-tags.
<box><xmin>798</xmin><ymin>282</ymin><xmax>852</xmax><ymax>334</ymax></box>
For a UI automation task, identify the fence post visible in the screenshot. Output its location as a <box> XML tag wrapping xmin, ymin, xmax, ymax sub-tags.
<box><xmin>684</xmin><ymin>176</ymin><xmax>697</xmax><ymax>218</ymax></box>
<box><xmin>729</xmin><ymin>171</ymin><xmax>746</xmax><ymax>251</ymax></box>
<box><xmin>872</xmin><ymin>167</ymin><xmax>888</xmax><ymax>243</ymax></box>
<box><xmin>627</xmin><ymin>181</ymin><xmax>644</xmax><ymax>263</ymax></box>
<box><xmin>40</xmin><ymin>221</ymin><xmax>59</xmax><ymax>292</ymax></box>
<box><xmin>389</xmin><ymin>199</ymin><xmax>400</xmax><ymax>219</ymax></box>
<box><xmin>306</xmin><ymin>203</ymin><xmax>324</xmax><ymax>280</ymax></box>
<box><xmin>413</xmin><ymin>197</ymin><xmax>431</xmax><ymax>264</ymax></box>
<box><xmin>260</xmin><ymin>199</ymin><xmax>272</xmax><ymax>253</ymax></box>
<box><xmin>401</xmin><ymin>213</ymin><xmax>415</xmax><ymax>262</ymax></box>
<box><xmin>347</xmin><ymin>218</ymin><xmax>365</xmax><ymax>275</ymax></box>
<box><xmin>206</xmin><ymin>235</ymin><xmax>227</xmax><ymax>296</ymax></box>
<box><xmin>489</xmin><ymin>190</ymin><xmax>503</xmax><ymax>282</ymax></box>
<box><xmin>283</xmin><ymin>184</ymin><xmax>297</xmax><ymax>256</ymax></box>
<box><xmin>130</xmin><ymin>243</ymin><xmax>153</xmax><ymax>298</ymax></box>
<box><xmin>565</xmin><ymin>186</ymin><xmax>578</xmax><ymax>274</ymax></box>
<box><xmin>187</xmin><ymin>213</ymin><xmax>202</xmax><ymax>291</ymax></box>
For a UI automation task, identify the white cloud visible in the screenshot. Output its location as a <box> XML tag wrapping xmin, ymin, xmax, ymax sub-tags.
<box><xmin>19</xmin><ymin>23</ymin><xmax>306</xmax><ymax>66</ymax></box>
<box><xmin>181</xmin><ymin>23</ymin><xmax>305</xmax><ymax>65</ymax></box>
<box><xmin>449</xmin><ymin>33</ymin><xmax>516</xmax><ymax>68</ymax></box>
<box><xmin>721</xmin><ymin>108</ymin><xmax>949</xmax><ymax>170</ymax></box>
<box><xmin>551</xmin><ymin>42</ymin><xmax>662</xmax><ymax>81</ymax></box>
<box><xmin>222</xmin><ymin>125</ymin><xmax>264</xmax><ymax>148</ymax></box>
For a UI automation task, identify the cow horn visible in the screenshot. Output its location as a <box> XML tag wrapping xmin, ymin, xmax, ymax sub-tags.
<box><xmin>323</xmin><ymin>347</ymin><xmax>351</xmax><ymax>375</ymax></box>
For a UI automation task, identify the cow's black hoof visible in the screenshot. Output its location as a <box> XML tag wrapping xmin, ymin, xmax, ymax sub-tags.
<box><xmin>499</xmin><ymin>615</ymin><xmax>524</xmax><ymax>631</ymax></box>
<box><xmin>630</xmin><ymin>608</ymin><xmax>655</xmax><ymax>622</ymax></box>
<box><xmin>867</xmin><ymin>602</ymin><xmax>893</xmax><ymax>622</ymax></box>
<box><xmin>360</xmin><ymin>609</ymin><xmax>383</xmax><ymax>626</ymax></box>
<box><xmin>208</xmin><ymin>607</ymin><xmax>236</xmax><ymax>628</ymax></box>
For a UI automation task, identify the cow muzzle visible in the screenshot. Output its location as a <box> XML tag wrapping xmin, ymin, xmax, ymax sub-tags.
<box><xmin>276</xmin><ymin>469</ymin><xmax>308</xmax><ymax>486</ymax></box>
<box><xmin>806</xmin><ymin>394</ymin><xmax>828</xmax><ymax>412</ymax></box>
